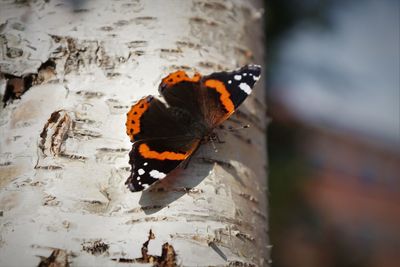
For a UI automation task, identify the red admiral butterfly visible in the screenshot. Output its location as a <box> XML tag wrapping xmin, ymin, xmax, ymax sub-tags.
<box><xmin>125</xmin><ymin>65</ymin><xmax>261</xmax><ymax>192</ymax></box>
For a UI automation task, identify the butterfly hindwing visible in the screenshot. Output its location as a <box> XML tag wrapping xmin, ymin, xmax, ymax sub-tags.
<box><xmin>126</xmin><ymin>138</ymin><xmax>200</xmax><ymax>191</ymax></box>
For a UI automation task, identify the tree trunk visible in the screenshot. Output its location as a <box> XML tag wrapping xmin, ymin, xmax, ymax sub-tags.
<box><xmin>0</xmin><ymin>0</ymin><xmax>268</xmax><ymax>266</ymax></box>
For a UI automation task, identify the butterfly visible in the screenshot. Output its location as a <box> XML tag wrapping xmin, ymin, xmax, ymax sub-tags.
<box><xmin>125</xmin><ymin>65</ymin><xmax>261</xmax><ymax>191</ymax></box>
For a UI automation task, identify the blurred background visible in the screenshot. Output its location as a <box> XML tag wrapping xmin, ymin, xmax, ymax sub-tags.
<box><xmin>266</xmin><ymin>0</ymin><xmax>399</xmax><ymax>266</ymax></box>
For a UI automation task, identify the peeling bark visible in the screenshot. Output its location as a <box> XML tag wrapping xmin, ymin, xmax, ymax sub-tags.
<box><xmin>113</xmin><ymin>229</ymin><xmax>177</xmax><ymax>266</ymax></box>
<box><xmin>0</xmin><ymin>0</ymin><xmax>268</xmax><ymax>266</ymax></box>
<box><xmin>37</xmin><ymin>249</ymin><xmax>70</xmax><ymax>267</ymax></box>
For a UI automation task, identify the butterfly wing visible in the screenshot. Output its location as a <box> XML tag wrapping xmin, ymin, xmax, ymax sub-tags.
<box><xmin>159</xmin><ymin>65</ymin><xmax>262</xmax><ymax>129</ymax></box>
<box><xmin>126</xmin><ymin>95</ymin><xmax>193</xmax><ymax>142</ymax></box>
<box><xmin>125</xmin><ymin>96</ymin><xmax>200</xmax><ymax>192</ymax></box>
<box><xmin>126</xmin><ymin>137</ymin><xmax>200</xmax><ymax>191</ymax></box>
<box><xmin>201</xmin><ymin>64</ymin><xmax>261</xmax><ymax>126</ymax></box>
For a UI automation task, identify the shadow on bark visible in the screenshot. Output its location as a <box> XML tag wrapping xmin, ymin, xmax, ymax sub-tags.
<box><xmin>138</xmin><ymin>143</ymin><xmax>243</xmax><ymax>215</ymax></box>
<box><xmin>138</xmin><ymin>159</ymin><xmax>212</xmax><ymax>215</ymax></box>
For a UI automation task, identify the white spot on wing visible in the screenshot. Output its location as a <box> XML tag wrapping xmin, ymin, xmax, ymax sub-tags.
<box><xmin>239</xmin><ymin>82</ymin><xmax>252</xmax><ymax>95</ymax></box>
<box><xmin>243</xmin><ymin>73</ymin><xmax>247</xmax><ymax>76</ymax></box>
<box><xmin>137</xmin><ymin>176</ymin><xmax>141</xmax><ymax>180</ymax></box>
<box><xmin>228</xmin><ymin>80</ymin><xmax>232</xmax><ymax>84</ymax></box>
<box><xmin>234</xmin><ymin>75</ymin><xmax>242</xmax><ymax>81</ymax></box>
<box><xmin>149</xmin><ymin>170</ymin><xmax>166</xmax><ymax>179</ymax></box>
<box><xmin>253</xmin><ymin>75</ymin><xmax>260</xmax><ymax>81</ymax></box>
<box><xmin>138</xmin><ymin>168</ymin><xmax>145</xmax><ymax>175</ymax></box>
<box><xmin>143</xmin><ymin>162</ymin><xmax>148</xmax><ymax>166</ymax></box>
<box><xmin>142</xmin><ymin>184</ymin><xmax>149</xmax><ymax>189</ymax></box>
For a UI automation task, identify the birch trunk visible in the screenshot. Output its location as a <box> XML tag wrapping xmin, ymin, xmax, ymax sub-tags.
<box><xmin>0</xmin><ymin>0</ymin><xmax>268</xmax><ymax>266</ymax></box>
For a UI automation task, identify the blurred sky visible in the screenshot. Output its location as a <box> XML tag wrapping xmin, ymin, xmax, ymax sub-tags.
<box><xmin>271</xmin><ymin>0</ymin><xmax>400</xmax><ymax>150</ymax></box>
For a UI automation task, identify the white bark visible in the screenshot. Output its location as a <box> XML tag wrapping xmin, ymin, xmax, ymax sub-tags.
<box><xmin>0</xmin><ymin>0</ymin><xmax>268</xmax><ymax>266</ymax></box>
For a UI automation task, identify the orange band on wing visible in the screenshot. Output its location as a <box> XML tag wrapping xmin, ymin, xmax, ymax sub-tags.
<box><xmin>204</xmin><ymin>79</ymin><xmax>235</xmax><ymax>114</ymax></box>
<box><xmin>161</xmin><ymin>70</ymin><xmax>201</xmax><ymax>88</ymax></box>
<box><xmin>138</xmin><ymin>143</ymin><xmax>191</xmax><ymax>160</ymax></box>
<box><xmin>126</xmin><ymin>98</ymin><xmax>150</xmax><ymax>141</ymax></box>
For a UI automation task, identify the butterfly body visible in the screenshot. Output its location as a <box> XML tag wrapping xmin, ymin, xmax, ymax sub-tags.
<box><xmin>125</xmin><ymin>65</ymin><xmax>261</xmax><ymax>192</ymax></box>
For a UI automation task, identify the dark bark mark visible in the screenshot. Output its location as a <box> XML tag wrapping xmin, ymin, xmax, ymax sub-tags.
<box><xmin>37</xmin><ymin>59</ymin><xmax>57</xmax><ymax>82</ymax></box>
<box><xmin>175</xmin><ymin>41</ymin><xmax>202</xmax><ymax>51</ymax></box>
<box><xmin>58</xmin><ymin>152</ymin><xmax>87</xmax><ymax>161</ymax></box>
<box><xmin>99</xmin><ymin>26</ymin><xmax>113</xmax><ymax>31</ymax></box>
<box><xmin>147</xmin><ymin>187</ymin><xmax>203</xmax><ymax>194</ymax></box>
<box><xmin>126</xmin><ymin>40</ymin><xmax>148</xmax><ymax>49</ymax></box>
<box><xmin>106</xmin><ymin>99</ymin><xmax>130</xmax><ymax>114</ymax></box>
<box><xmin>96</xmin><ymin>147</ymin><xmax>129</xmax><ymax>152</ymax></box>
<box><xmin>112</xmin><ymin>230</ymin><xmax>177</xmax><ymax>266</ymax></box>
<box><xmin>2</xmin><ymin>59</ymin><xmax>56</xmax><ymax>107</ymax></box>
<box><xmin>160</xmin><ymin>48</ymin><xmax>182</xmax><ymax>54</ymax></box>
<box><xmin>197</xmin><ymin>61</ymin><xmax>223</xmax><ymax>70</ymax></box>
<box><xmin>34</xmin><ymin>165</ymin><xmax>63</xmax><ymax>170</ymax></box>
<box><xmin>81</xmin><ymin>240</ymin><xmax>109</xmax><ymax>255</ymax></box>
<box><xmin>37</xmin><ymin>249</ymin><xmax>69</xmax><ymax>267</ymax></box>
<box><xmin>168</xmin><ymin>64</ymin><xmax>192</xmax><ymax>71</ymax></box>
<box><xmin>50</xmin><ymin>35</ymin><xmax>132</xmax><ymax>77</ymax></box>
<box><xmin>43</xmin><ymin>194</ymin><xmax>60</xmax><ymax>206</ymax></box>
<box><xmin>74</xmin><ymin>118</ymin><xmax>96</xmax><ymax>124</ymax></box>
<box><xmin>227</xmin><ymin>261</ymin><xmax>256</xmax><ymax>267</ymax></box>
<box><xmin>125</xmin><ymin>216</ymin><xmax>177</xmax><ymax>224</ymax></box>
<box><xmin>235</xmin><ymin>232</ymin><xmax>256</xmax><ymax>242</ymax></box>
<box><xmin>75</xmin><ymin>90</ymin><xmax>104</xmax><ymax>98</ymax></box>
<box><xmin>131</xmin><ymin>16</ymin><xmax>157</xmax><ymax>27</ymax></box>
<box><xmin>114</xmin><ymin>20</ymin><xmax>129</xmax><ymax>26</ymax></box>
<box><xmin>134</xmin><ymin>16</ymin><xmax>157</xmax><ymax>21</ymax></box>
<box><xmin>6</xmin><ymin>47</ymin><xmax>23</xmax><ymax>58</ymax></box>
<box><xmin>189</xmin><ymin>17</ymin><xmax>219</xmax><ymax>27</ymax></box>
<box><xmin>106</xmin><ymin>72</ymin><xmax>121</xmax><ymax>78</ymax></box>
<box><xmin>81</xmin><ymin>199</ymin><xmax>108</xmax><ymax>214</ymax></box>
<box><xmin>72</xmin><ymin>9</ymin><xmax>89</xmax><ymax>13</ymax></box>
<box><xmin>238</xmin><ymin>192</ymin><xmax>259</xmax><ymax>203</ymax></box>
<box><xmin>2</xmin><ymin>73</ymin><xmax>34</xmax><ymax>107</ymax></box>
<box><xmin>159</xmin><ymin>48</ymin><xmax>183</xmax><ymax>61</ymax></box>
<box><xmin>72</xmin><ymin>123</ymin><xmax>102</xmax><ymax>139</ymax></box>
<box><xmin>118</xmin><ymin>166</ymin><xmax>131</xmax><ymax>172</ymax></box>
<box><xmin>201</xmin><ymin>1</ymin><xmax>229</xmax><ymax>11</ymax></box>
<box><xmin>39</xmin><ymin>110</ymin><xmax>71</xmax><ymax>156</ymax></box>
<box><xmin>131</xmin><ymin>50</ymin><xmax>145</xmax><ymax>56</ymax></box>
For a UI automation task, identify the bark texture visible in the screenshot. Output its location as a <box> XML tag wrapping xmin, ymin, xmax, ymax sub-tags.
<box><xmin>0</xmin><ymin>0</ymin><xmax>268</xmax><ymax>266</ymax></box>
